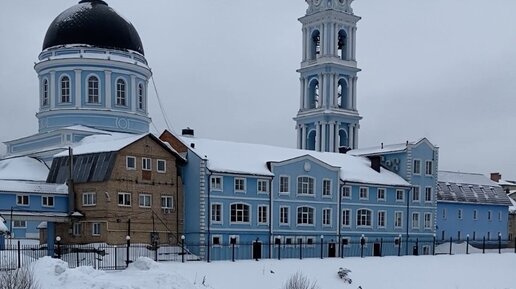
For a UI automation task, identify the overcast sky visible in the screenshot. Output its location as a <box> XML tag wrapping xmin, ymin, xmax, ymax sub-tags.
<box><xmin>0</xmin><ymin>0</ymin><xmax>515</xmax><ymax>180</ymax></box>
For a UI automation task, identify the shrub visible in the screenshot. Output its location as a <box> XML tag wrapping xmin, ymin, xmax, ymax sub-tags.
<box><xmin>283</xmin><ymin>272</ymin><xmax>318</xmax><ymax>289</ymax></box>
<box><xmin>0</xmin><ymin>266</ymin><xmax>40</xmax><ymax>289</ymax></box>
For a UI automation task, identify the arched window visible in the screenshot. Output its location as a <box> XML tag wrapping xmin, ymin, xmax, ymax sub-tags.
<box><xmin>307</xmin><ymin>130</ymin><xmax>316</xmax><ymax>150</ymax></box>
<box><xmin>357</xmin><ymin>209</ymin><xmax>372</xmax><ymax>227</ymax></box>
<box><xmin>138</xmin><ymin>83</ymin><xmax>144</xmax><ymax>110</ymax></box>
<box><xmin>116</xmin><ymin>79</ymin><xmax>126</xmax><ymax>106</ymax></box>
<box><xmin>310</xmin><ymin>30</ymin><xmax>321</xmax><ymax>60</ymax></box>
<box><xmin>337</xmin><ymin>79</ymin><xmax>348</xmax><ymax>109</ymax></box>
<box><xmin>297</xmin><ymin>207</ymin><xmax>314</xmax><ymax>225</ymax></box>
<box><xmin>230</xmin><ymin>203</ymin><xmax>250</xmax><ymax>223</ymax></box>
<box><xmin>42</xmin><ymin>79</ymin><xmax>49</xmax><ymax>106</ymax></box>
<box><xmin>61</xmin><ymin>76</ymin><xmax>70</xmax><ymax>103</ymax></box>
<box><xmin>338</xmin><ymin>30</ymin><xmax>348</xmax><ymax>60</ymax></box>
<box><xmin>87</xmin><ymin>76</ymin><xmax>99</xmax><ymax>103</ymax></box>
<box><xmin>339</xmin><ymin>129</ymin><xmax>349</xmax><ymax>149</ymax></box>
<box><xmin>308</xmin><ymin>80</ymin><xmax>319</xmax><ymax>109</ymax></box>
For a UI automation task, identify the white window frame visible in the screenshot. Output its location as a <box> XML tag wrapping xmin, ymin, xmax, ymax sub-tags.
<box><xmin>412</xmin><ymin>212</ymin><xmax>420</xmax><ymax>229</ymax></box>
<box><xmin>377</xmin><ymin>188</ymin><xmax>386</xmax><ymax>201</ymax></box>
<box><xmin>82</xmin><ymin>192</ymin><xmax>96</xmax><ymax>206</ymax></box>
<box><xmin>473</xmin><ymin>209</ymin><xmax>478</xmax><ymax>220</ymax></box>
<box><xmin>488</xmin><ymin>210</ymin><xmax>492</xmax><ymax>221</ymax></box>
<box><xmin>396</xmin><ymin>189</ymin><xmax>405</xmax><ymax>202</ymax></box>
<box><xmin>322</xmin><ymin>179</ymin><xmax>332</xmax><ymax>197</ymax></box>
<box><xmin>279</xmin><ymin>175</ymin><xmax>290</xmax><ymax>194</ymax></box>
<box><xmin>161</xmin><ymin>195</ymin><xmax>174</xmax><ymax>210</ymax></box>
<box><xmin>92</xmin><ymin>223</ymin><xmax>101</xmax><ymax>236</ymax></box>
<box><xmin>394</xmin><ymin>211</ymin><xmax>403</xmax><ymax>228</ymax></box>
<box><xmin>234</xmin><ymin>177</ymin><xmax>246</xmax><ymax>193</ymax></box>
<box><xmin>230</xmin><ymin>203</ymin><xmax>251</xmax><ymax>224</ymax></box>
<box><xmin>279</xmin><ymin>206</ymin><xmax>290</xmax><ymax>225</ymax></box>
<box><xmin>341</xmin><ymin>237</ymin><xmax>351</xmax><ymax>247</ymax></box>
<box><xmin>42</xmin><ymin>78</ymin><xmax>49</xmax><ymax>106</ymax></box>
<box><xmin>116</xmin><ymin>78</ymin><xmax>127</xmax><ymax>106</ymax></box>
<box><xmin>126</xmin><ymin>156</ymin><xmax>136</xmax><ymax>170</ymax></box>
<box><xmin>258</xmin><ymin>205</ymin><xmax>269</xmax><ymax>225</ymax></box>
<box><xmin>60</xmin><ymin>75</ymin><xmax>71</xmax><ymax>103</ymax></box>
<box><xmin>16</xmin><ymin>194</ymin><xmax>29</xmax><ymax>206</ymax></box>
<box><xmin>342</xmin><ymin>209</ymin><xmax>351</xmax><ymax>227</ymax></box>
<box><xmin>424</xmin><ymin>213</ymin><xmax>432</xmax><ymax>229</ymax></box>
<box><xmin>12</xmin><ymin>220</ymin><xmax>26</xmax><ymax>228</ymax></box>
<box><xmin>42</xmin><ymin>196</ymin><xmax>55</xmax><ymax>207</ymax></box>
<box><xmin>356</xmin><ymin>208</ymin><xmax>372</xmax><ymax>227</ymax></box>
<box><xmin>442</xmin><ymin>208</ymin><xmax>447</xmax><ymax>219</ymax></box>
<box><xmin>210</xmin><ymin>176</ymin><xmax>223</xmax><ymax>191</ymax></box>
<box><xmin>341</xmin><ymin>186</ymin><xmax>351</xmax><ymax>199</ymax></box>
<box><xmin>87</xmin><ymin>75</ymin><xmax>100</xmax><ymax>104</ymax></box>
<box><xmin>425</xmin><ymin>187</ymin><xmax>432</xmax><ymax>202</ymax></box>
<box><xmin>257</xmin><ymin>179</ymin><xmax>269</xmax><ymax>194</ymax></box>
<box><xmin>211</xmin><ymin>235</ymin><xmax>223</xmax><ymax>246</ymax></box>
<box><xmin>297</xmin><ymin>206</ymin><xmax>315</xmax><ymax>226</ymax></box>
<box><xmin>118</xmin><ymin>192</ymin><xmax>131</xmax><ymax>207</ymax></box>
<box><xmin>458</xmin><ymin>209</ymin><xmax>463</xmax><ymax>220</ymax></box>
<box><xmin>211</xmin><ymin>203</ymin><xmax>222</xmax><ymax>224</ymax></box>
<box><xmin>138</xmin><ymin>83</ymin><xmax>145</xmax><ymax>110</ymax></box>
<box><xmin>156</xmin><ymin>159</ymin><xmax>166</xmax><ymax>173</ymax></box>
<box><xmin>73</xmin><ymin>223</ymin><xmax>82</xmax><ymax>236</ymax></box>
<box><xmin>377</xmin><ymin>210</ymin><xmax>386</xmax><ymax>228</ymax></box>
<box><xmin>413</xmin><ymin>186</ymin><xmax>420</xmax><ymax>202</ymax></box>
<box><xmin>322</xmin><ymin>208</ymin><xmax>332</xmax><ymax>226</ymax></box>
<box><xmin>498</xmin><ymin>211</ymin><xmax>502</xmax><ymax>221</ymax></box>
<box><xmin>142</xmin><ymin>158</ymin><xmax>152</xmax><ymax>171</ymax></box>
<box><xmin>139</xmin><ymin>193</ymin><xmax>151</xmax><ymax>208</ymax></box>
<box><xmin>413</xmin><ymin>159</ymin><xmax>421</xmax><ymax>175</ymax></box>
<box><xmin>297</xmin><ymin>176</ymin><xmax>315</xmax><ymax>196</ymax></box>
<box><xmin>425</xmin><ymin>160</ymin><xmax>433</xmax><ymax>176</ymax></box>
<box><xmin>359</xmin><ymin>187</ymin><xmax>369</xmax><ymax>200</ymax></box>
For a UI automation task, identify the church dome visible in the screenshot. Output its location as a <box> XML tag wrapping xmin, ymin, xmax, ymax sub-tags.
<box><xmin>42</xmin><ymin>0</ymin><xmax>145</xmax><ymax>55</ymax></box>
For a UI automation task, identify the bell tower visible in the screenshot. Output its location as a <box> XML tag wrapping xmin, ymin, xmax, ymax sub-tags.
<box><xmin>295</xmin><ymin>0</ymin><xmax>362</xmax><ymax>152</ymax></box>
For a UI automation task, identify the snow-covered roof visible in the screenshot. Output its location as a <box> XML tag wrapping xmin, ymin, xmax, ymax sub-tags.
<box><xmin>181</xmin><ymin>136</ymin><xmax>411</xmax><ymax>187</ymax></box>
<box><xmin>349</xmin><ymin>138</ymin><xmax>435</xmax><ymax>157</ymax></box>
<box><xmin>438</xmin><ymin>171</ymin><xmax>499</xmax><ymax>187</ymax></box>
<box><xmin>508</xmin><ymin>197</ymin><xmax>516</xmax><ymax>214</ymax></box>
<box><xmin>55</xmin><ymin>132</ymin><xmax>145</xmax><ymax>157</ymax></box>
<box><xmin>0</xmin><ymin>217</ymin><xmax>8</xmax><ymax>232</ymax></box>
<box><xmin>0</xmin><ymin>156</ymin><xmax>49</xmax><ymax>181</ymax></box>
<box><xmin>0</xmin><ymin>179</ymin><xmax>67</xmax><ymax>194</ymax></box>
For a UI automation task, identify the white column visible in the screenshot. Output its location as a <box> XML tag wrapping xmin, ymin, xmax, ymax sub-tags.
<box><xmin>74</xmin><ymin>69</ymin><xmax>81</xmax><ymax>108</ymax></box>
<box><xmin>347</xmin><ymin>77</ymin><xmax>353</xmax><ymax>109</ymax></box>
<box><xmin>352</xmin><ymin>27</ymin><xmax>357</xmax><ymax>60</ymax></box>
<box><xmin>335</xmin><ymin>123</ymin><xmax>340</xmax><ymax>151</ymax></box>
<box><xmin>329</xmin><ymin>122</ymin><xmax>335</xmax><ymax>152</ymax></box>
<box><xmin>304</xmin><ymin>78</ymin><xmax>309</xmax><ymax>109</ymax></box>
<box><xmin>321</xmin><ymin>23</ymin><xmax>326</xmax><ymax>56</ymax></box>
<box><xmin>331</xmin><ymin>73</ymin><xmax>336</xmax><ymax>107</ymax></box>
<box><xmin>302</xmin><ymin>28</ymin><xmax>307</xmax><ymax>61</ymax></box>
<box><xmin>321</xmin><ymin>122</ymin><xmax>327</xmax><ymax>152</ymax></box>
<box><xmin>352</xmin><ymin>76</ymin><xmax>358</xmax><ymax>110</ymax></box>
<box><xmin>50</xmin><ymin>71</ymin><xmax>56</xmax><ymax>109</ymax></box>
<box><xmin>131</xmin><ymin>75</ymin><xmax>137</xmax><ymax>110</ymax></box>
<box><xmin>297</xmin><ymin>125</ymin><xmax>301</xmax><ymax>149</ymax></box>
<box><xmin>316</xmin><ymin>122</ymin><xmax>321</xmax><ymax>151</ymax></box>
<box><xmin>354</xmin><ymin>124</ymin><xmax>359</xmax><ymax>148</ymax></box>
<box><xmin>348</xmin><ymin>124</ymin><xmax>354</xmax><ymax>149</ymax></box>
<box><xmin>105</xmin><ymin>70</ymin><xmax>112</xmax><ymax>109</ymax></box>
<box><xmin>299</xmin><ymin>78</ymin><xmax>304</xmax><ymax>110</ymax></box>
<box><xmin>318</xmin><ymin>73</ymin><xmax>323</xmax><ymax>108</ymax></box>
<box><xmin>301</xmin><ymin>125</ymin><xmax>307</xmax><ymax>150</ymax></box>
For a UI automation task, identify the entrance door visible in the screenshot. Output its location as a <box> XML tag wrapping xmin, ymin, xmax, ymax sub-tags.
<box><xmin>252</xmin><ymin>241</ymin><xmax>262</xmax><ymax>260</ymax></box>
<box><xmin>373</xmin><ymin>242</ymin><xmax>382</xmax><ymax>256</ymax></box>
<box><xmin>328</xmin><ymin>242</ymin><xmax>336</xmax><ymax>257</ymax></box>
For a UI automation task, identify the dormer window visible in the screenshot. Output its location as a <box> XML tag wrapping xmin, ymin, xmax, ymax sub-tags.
<box><xmin>116</xmin><ymin>79</ymin><xmax>127</xmax><ymax>106</ymax></box>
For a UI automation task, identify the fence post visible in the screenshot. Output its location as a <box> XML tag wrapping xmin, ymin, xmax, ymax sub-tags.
<box><xmin>360</xmin><ymin>234</ymin><xmax>365</xmax><ymax>258</ymax></box>
<box><xmin>181</xmin><ymin>235</ymin><xmax>185</xmax><ymax>263</ymax></box>
<box><xmin>449</xmin><ymin>237</ymin><xmax>452</xmax><ymax>255</ymax></box>
<box><xmin>76</xmin><ymin>246</ymin><xmax>80</xmax><ymax>267</ymax></box>
<box><xmin>397</xmin><ymin>235</ymin><xmax>401</xmax><ymax>257</ymax></box>
<box><xmin>482</xmin><ymin>236</ymin><xmax>486</xmax><ymax>254</ymax></box>
<box><xmin>125</xmin><ymin>235</ymin><xmax>131</xmax><ymax>267</ymax></box>
<box><xmin>17</xmin><ymin>240</ymin><xmax>21</xmax><ymax>269</ymax></box>
<box><xmin>414</xmin><ymin>238</ymin><xmax>419</xmax><ymax>256</ymax></box>
<box><xmin>114</xmin><ymin>245</ymin><xmax>118</xmax><ymax>270</ymax></box>
<box><xmin>340</xmin><ymin>240</ymin><xmax>344</xmax><ymax>258</ymax></box>
<box><xmin>380</xmin><ymin>238</ymin><xmax>383</xmax><ymax>257</ymax></box>
<box><xmin>498</xmin><ymin>233</ymin><xmax>502</xmax><ymax>254</ymax></box>
<box><xmin>320</xmin><ymin>235</ymin><xmax>324</xmax><ymax>259</ymax></box>
<box><xmin>466</xmin><ymin>235</ymin><xmax>469</xmax><ymax>255</ymax></box>
<box><xmin>432</xmin><ymin>234</ymin><xmax>436</xmax><ymax>255</ymax></box>
<box><xmin>277</xmin><ymin>238</ymin><xmax>281</xmax><ymax>261</ymax></box>
<box><xmin>299</xmin><ymin>239</ymin><xmax>303</xmax><ymax>260</ymax></box>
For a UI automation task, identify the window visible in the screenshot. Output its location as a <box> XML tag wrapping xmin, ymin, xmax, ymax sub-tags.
<box><xmin>377</xmin><ymin>188</ymin><xmax>386</xmax><ymax>201</ymax></box>
<box><xmin>297</xmin><ymin>177</ymin><xmax>314</xmax><ymax>195</ymax></box>
<box><xmin>457</xmin><ymin>209</ymin><xmax>463</xmax><ymax>220</ymax></box>
<box><xmin>118</xmin><ymin>192</ymin><xmax>131</xmax><ymax>206</ymax></box>
<box><xmin>356</xmin><ymin>209</ymin><xmax>372</xmax><ymax>227</ymax></box>
<box><xmin>139</xmin><ymin>194</ymin><xmax>151</xmax><ymax>208</ymax></box>
<box><xmin>73</xmin><ymin>223</ymin><xmax>82</xmax><ymax>236</ymax></box>
<box><xmin>473</xmin><ymin>210</ymin><xmax>478</xmax><ymax>220</ymax></box>
<box><xmin>425</xmin><ymin>187</ymin><xmax>432</xmax><ymax>202</ymax></box>
<box><xmin>413</xmin><ymin>159</ymin><xmax>421</xmax><ymax>175</ymax></box>
<box><xmin>425</xmin><ymin>160</ymin><xmax>433</xmax><ymax>175</ymax></box>
<box><xmin>395</xmin><ymin>211</ymin><xmax>403</xmax><ymax>228</ymax></box>
<box><xmin>341</xmin><ymin>186</ymin><xmax>351</xmax><ymax>198</ymax></box>
<box><xmin>230</xmin><ymin>203</ymin><xmax>250</xmax><ymax>223</ymax></box>
<box><xmin>297</xmin><ymin>207</ymin><xmax>314</xmax><ymax>225</ymax></box>
<box><xmin>377</xmin><ymin>211</ymin><xmax>386</xmax><ymax>228</ymax></box>
<box><xmin>442</xmin><ymin>208</ymin><xmax>447</xmax><ymax>219</ymax></box>
<box><xmin>257</xmin><ymin>179</ymin><xmax>269</xmax><ymax>194</ymax></box>
<box><xmin>258</xmin><ymin>205</ymin><xmax>269</xmax><ymax>224</ymax></box>
<box><xmin>412</xmin><ymin>187</ymin><xmax>420</xmax><ymax>202</ymax></box>
<box><xmin>280</xmin><ymin>206</ymin><xmax>289</xmax><ymax>225</ymax></box>
<box><xmin>142</xmin><ymin>158</ymin><xmax>152</xmax><ymax>171</ymax></box>
<box><xmin>234</xmin><ymin>178</ymin><xmax>246</xmax><ymax>192</ymax></box>
<box><xmin>82</xmin><ymin>192</ymin><xmax>96</xmax><ymax>206</ymax></box>
<box><xmin>61</xmin><ymin>76</ymin><xmax>70</xmax><ymax>103</ymax></box>
<box><xmin>322</xmin><ymin>208</ymin><xmax>331</xmax><ymax>226</ymax></box>
<box><xmin>412</xmin><ymin>213</ymin><xmax>420</xmax><ymax>229</ymax></box>
<box><xmin>157</xmin><ymin>159</ymin><xmax>166</xmax><ymax>173</ymax></box>
<box><xmin>396</xmin><ymin>189</ymin><xmax>404</xmax><ymax>201</ymax></box>
<box><xmin>116</xmin><ymin>79</ymin><xmax>126</xmax><ymax>106</ymax></box>
<box><xmin>211</xmin><ymin>176</ymin><xmax>223</xmax><ymax>191</ymax></box>
<box><xmin>126</xmin><ymin>156</ymin><xmax>136</xmax><ymax>170</ymax></box>
<box><xmin>279</xmin><ymin>176</ymin><xmax>289</xmax><ymax>193</ymax></box>
<box><xmin>16</xmin><ymin>195</ymin><xmax>29</xmax><ymax>206</ymax></box>
<box><xmin>424</xmin><ymin>213</ymin><xmax>432</xmax><ymax>229</ymax></box>
<box><xmin>212</xmin><ymin>236</ymin><xmax>222</xmax><ymax>246</ymax></box>
<box><xmin>359</xmin><ymin>187</ymin><xmax>369</xmax><ymax>200</ymax></box>
<box><xmin>342</xmin><ymin>209</ymin><xmax>351</xmax><ymax>227</ymax></box>
<box><xmin>138</xmin><ymin>83</ymin><xmax>144</xmax><ymax>110</ymax></box>
<box><xmin>161</xmin><ymin>196</ymin><xmax>174</xmax><ymax>210</ymax></box>
<box><xmin>488</xmin><ymin>210</ymin><xmax>492</xmax><ymax>221</ymax></box>
<box><xmin>42</xmin><ymin>196</ymin><xmax>54</xmax><ymax>207</ymax></box>
<box><xmin>211</xmin><ymin>204</ymin><xmax>222</xmax><ymax>223</ymax></box>
<box><xmin>498</xmin><ymin>211</ymin><xmax>502</xmax><ymax>221</ymax></box>
<box><xmin>42</xmin><ymin>79</ymin><xmax>49</xmax><ymax>106</ymax></box>
<box><xmin>322</xmin><ymin>179</ymin><xmax>331</xmax><ymax>197</ymax></box>
<box><xmin>87</xmin><ymin>76</ymin><xmax>99</xmax><ymax>103</ymax></box>
<box><xmin>12</xmin><ymin>220</ymin><xmax>26</xmax><ymax>228</ymax></box>
<box><xmin>92</xmin><ymin>223</ymin><xmax>100</xmax><ymax>236</ymax></box>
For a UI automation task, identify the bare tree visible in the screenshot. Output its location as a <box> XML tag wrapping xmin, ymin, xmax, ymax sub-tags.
<box><xmin>0</xmin><ymin>266</ymin><xmax>40</xmax><ymax>289</ymax></box>
<box><xmin>283</xmin><ymin>272</ymin><xmax>318</xmax><ymax>289</ymax></box>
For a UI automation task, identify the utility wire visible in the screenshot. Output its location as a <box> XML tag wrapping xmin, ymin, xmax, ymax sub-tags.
<box><xmin>150</xmin><ymin>76</ymin><xmax>174</xmax><ymax>134</ymax></box>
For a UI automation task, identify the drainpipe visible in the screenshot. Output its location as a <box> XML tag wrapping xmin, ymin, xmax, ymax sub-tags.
<box><xmin>406</xmin><ymin>186</ymin><xmax>412</xmax><ymax>255</ymax></box>
<box><xmin>175</xmin><ymin>161</ymin><xmax>180</xmax><ymax>242</ymax></box>
<box><xmin>338</xmin><ymin>182</ymin><xmax>344</xmax><ymax>255</ymax></box>
<box><xmin>206</xmin><ymin>169</ymin><xmax>211</xmax><ymax>262</ymax></box>
<box><xmin>269</xmin><ymin>178</ymin><xmax>273</xmax><ymax>259</ymax></box>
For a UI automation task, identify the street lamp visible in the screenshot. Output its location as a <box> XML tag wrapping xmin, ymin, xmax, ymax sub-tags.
<box><xmin>125</xmin><ymin>235</ymin><xmax>131</xmax><ymax>267</ymax></box>
<box><xmin>55</xmin><ymin>236</ymin><xmax>62</xmax><ymax>259</ymax></box>
<box><xmin>320</xmin><ymin>235</ymin><xmax>324</xmax><ymax>259</ymax></box>
<box><xmin>181</xmin><ymin>235</ymin><xmax>185</xmax><ymax>263</ymax></box>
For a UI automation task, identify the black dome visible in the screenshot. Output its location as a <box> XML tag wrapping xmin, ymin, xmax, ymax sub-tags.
<box><xmin>42</xmin><ymin>0</ymin><xmax>144</xmax><ymax>55</ymax></box>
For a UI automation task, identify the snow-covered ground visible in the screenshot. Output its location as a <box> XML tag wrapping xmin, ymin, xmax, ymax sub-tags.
<box><xmin>30</xmin><ymin>253</ymin><xmax>516</xmax><ymax>289</ymax></box>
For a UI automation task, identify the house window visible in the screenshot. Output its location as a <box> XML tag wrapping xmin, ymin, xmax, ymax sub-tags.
<box><xmin>322</xmin><ymin>208</ymin><xmax>331</xmax><ymax>226</ymax></box>
<box><xmin>442</xmin><ymin>208</ymin><xmax>447</xmax><ymax>219</ymax></box>
<box><xmin>161</xmin><ymin>196</ymin><xmax>174</xmax><ymax>210</ymax></box>
<box><xmin>424</xmin><ymin>213</ymin><xmax>432</xmax><ymax>229</ymax></box>
<box><xmin>211</xmin><ymin>176</ymin><xmax>223</xmax><ymax>191</ymax></box>
<box><xmin>377</xmin><ymin>211</ymin><xmax>386</xmax><ymax>228</ymax></box>
<box><xmin>139</xmin><ymin>193</ymin><xmax>151</xmax><ymax>208</ymax></box>
<box><xmin>230</xmin><ymin>203</ymin><xmax>250</xmax><ymax>223</ymax></box>
<box><xmin>92</xmin><ymin>223</ymin><xmax>101</xmax><ymax>236</ymax></box>
<box><xmin>412</xmin><ymin>213</ymin><xmax>420</xmax><ymax>229</ymax></box>
<box><xmin>258</xmin><ymin>205</ymin><xmax>269</xmax><ymax>224</ymax></box>
<box><xmin>413</xmin><ymin>159</ymin><xmax>421</xmax><ymax>175</ymax></box>
<box><xmin>87</xmin><ymin>76</ymin><xmax>99</xmax><ymax>103</ymax></box>
<box><xmin>157</xmin><ymin>159</ymin><xmax>166</xmax><ymax>173</ymax></box>
<box><xmin>138</xmin><ymin>83</ymin><xmax>144</xmax><ymax>110</ymax></box>
<box><xmin>322</xmin><ymin>179</ymin><xmax>331</xmax><ymax>197</ymax></box>
<box><xmin>118</xmin><ymin>192</ymin><xmax>131</xmax><ymax>207</ymax></box>
<box><xmin>341</xmin><ymin>186</ymin><xmax>351</xmax><ymax>198</ymax></box>
<box><xmin>473</xmin><ymin>210</ymin><xmax>478</xmax><ymax>220</ymax></box>
<box><xmin>425</xmin><ymin>187</ymin><xmax>432</xmax><ymax>202</ymax></box>
<box><xmin>211</xmin><ymin>204</ymin><xmax>222</xmax><ymax>223</ymax></box>
<box><xmin>61</xmin><ymin>76</ymin><xmax>70</xmax><ymax>103</ymax></box>
<box><xmin>488</xmin><ymin>210</ymin><xmax>492</xmax><ymax>221</ymax></box>
<box><xmin>42</xmin><ymin>196</ymin><xmax>54</xmax><ymax>207</ymax></box>
<box><xmin>280</xmin><ymin>206</ymin><xmax>289</xmax><ymax>225</ymax></box>
<box><xmin>342</xmin><ymin>209</ymin><xmax>351</xmax><ymax>227</ymax></box>
<box><xmin>212</xmin><ymin>236</ymin><xmax>222</xmax><ymax>246</ymax></box>
<box><xmin>16</xmin><ymin>195</ymin><xmax>29</xmax><ymax>206</ymax></box>
<box><xmin>359</xmin><ymin>187</ymin><xmax>369</xmax><ymax>199</ymax></box>
<box><xmin>73</xmin><ymin>223</ymin><xmax>82</xmax><ymax>236</ymax></box>
<box><xmin>297</xmin><ymin>177</ymin><xmax>314</xmax><ymax>195</ymax></box>
<box><xmin>498</xmin><ymin>211</ymin><xmax>502</xmax><ymax>221</ymax></box>
<box><xmin>425</xmin><ymin>161</ymin><xmax>433</xmax><ymax>175</ymax></box>
<box><xmin>142</xmin><ymin>158</ymin><xmax>152</xmax><ymax>171</ymax></box>
<box><xmin>126</xmin><ymin>156</ymin><xmax>136</xmax><ymax>170</ymax></box>
<box><xmin>377</xmin><ymin>188</ymin><xmax>386</xmax><ymax>201</ymax></box>
<box><xmin>413</xmin><ymin>187</ymin><xmax>420</xmax><ymax>202</ymax></box>
<box><xmin>396</xmin><ymin>189</ymin><xmax>404</xmax><ymax>201</ymax></box>
<box><xmin>356</xmin><ymin>209</ymin><xmax>372</xmax><ymax>227</ymax></box>
<box><xmin>42</xmin><ymin>79</ymin><xmax>49</xmax><ymax>106</ymax></box>
<box><xmin>279</xmin><ymin>176</ymin><xmax>289</xmax><ymax>193</ymax></box>
<box><xmin>116</xmin><ymin>79</ymin><xmax>127</xmax><ymax>106</ymax></box>
<box><xmin>234</xmin><ymin>178</ymin><xmax>246</xmax><ymax>192</ymax></box>
<box><xmin>12</xmin><ymin>220</ymin><xmax>26</xmax><ymax>228</ymax></box>
<box><xmin>395</xmin><ymin>211</ymin><xmax>403</xmax><ymax>228</ymax></box>
<box><xmin>257</xmin><ymin>179</ymin><xmax>269</xmax><ymax>194</ymax></box>
<box><xmin>82</xmin><ymin>192</ymin><xmax>96</xmax><ymax>206</ymax></box>
<box><xmin>297</xmin><ymin>207</ymin><xmax>314</xmax><ymax>225</ymax></box>
<box><xmin>457</xmin><ymin>209</ymin><xmax>463</xmax><ymax>220</ymax></box>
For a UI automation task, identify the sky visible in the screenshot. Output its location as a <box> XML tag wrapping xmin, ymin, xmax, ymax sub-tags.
<box><xmin>0</xmin><ymin>0</ymin><xmax>515</xmax><ymax>180</ymax></box>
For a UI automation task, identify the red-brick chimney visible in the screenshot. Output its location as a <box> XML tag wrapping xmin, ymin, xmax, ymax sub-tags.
<box><xmin>490</xmin><ymin>172</ymin><xmax>502</xmax><ymax>182</ymax></box>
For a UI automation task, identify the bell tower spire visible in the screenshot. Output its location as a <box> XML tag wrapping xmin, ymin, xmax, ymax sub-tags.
<box><xmin>295</xmin><ymin>0</ymin><xmax>362</xmax><ymax>152</ymax></box>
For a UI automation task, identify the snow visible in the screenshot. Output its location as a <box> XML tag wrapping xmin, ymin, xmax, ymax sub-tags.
<box><xmin>0</xmin><ymin>179</ymin><xmax>67</xmax><ymax>194</ymax></box>
<box><xmin>349</xmin><ymin>141</ymin><xmax>409</xmax><ymax>156</ymax></box>
<box><xmin>55</xmin><ymin>132</ymin><xmax>145</xmax><ymax>157</ymax></box>
<box><xmin>438</xmin><ymin>170</ymin><xmax>500</xmax><ymax>187</ymax></box>
<box><xmin>31</xmin><ymin>254</ymin><xmax>516</xmax><ymax>289</ymax></box>
<box><xmin>182</xmin><ymin>136</ymin><xmax>411</xmax><ymax>187</ymax></box>
<box><xmin>0</xmin><ymin>156</ymin><xmax>49</xmax><ymax>181</ymax></box>
<box><xmin>0</xmin><ymin>217</ymin><xmax>8</xmax><ymax>232</ymax></box>
<box><xmin>508</xmin><ymin>197</ymin><xmax>516</xmax><ymax>213</ymax></box>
